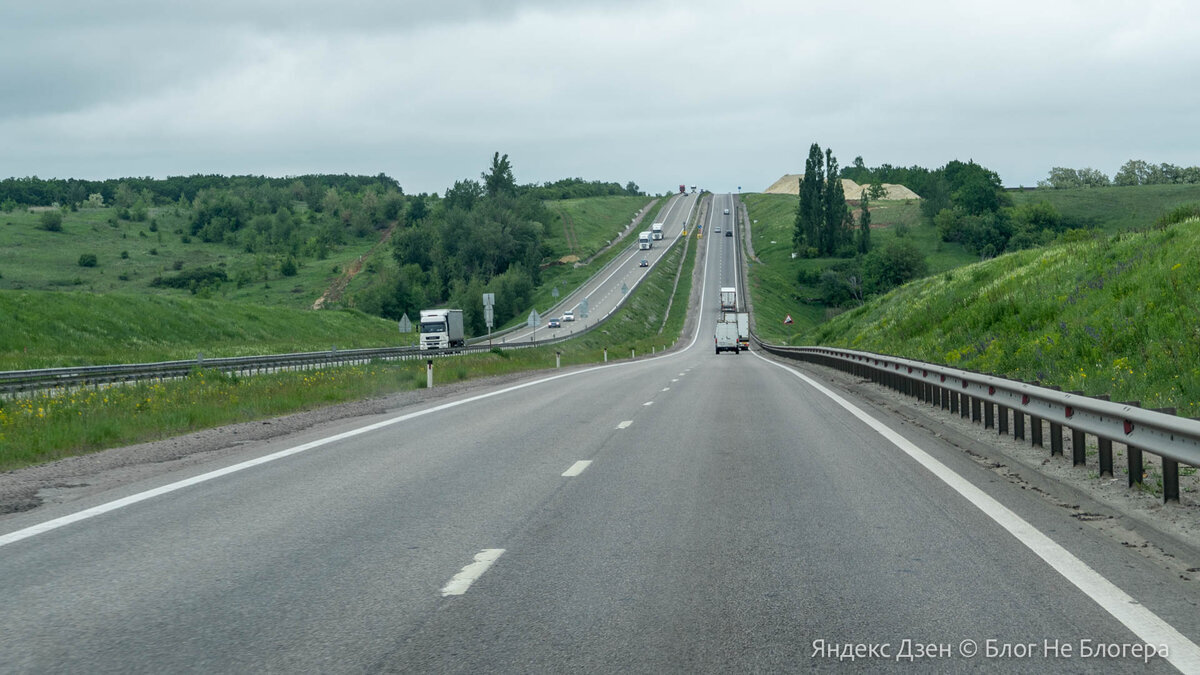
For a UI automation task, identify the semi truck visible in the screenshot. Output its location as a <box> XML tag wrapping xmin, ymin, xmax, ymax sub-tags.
<box><xmin>715</xmin><ymin>317</ymin><xmax>740</xmax><ymax>354</ymax></box>
<box><xmin>651</xmin><ymin>222</ymin><xmax>664</xmax><ymax>240</ymax></box>
<box><xmin>719</xmin><ymin>286</ymin><xmax>737</xmax><ymax>312</ymax></box>
<box><xmin>419</xmin><ymin>308</ymin><xmax>465</xmax><ymax>350</ymax></box>
<box><xmin>735</xmin><ymin>312</ymin><xmax>750</xmax><ymax>350</ymax></box>
<box><xmin>639</xmin><ymin>231</ymin><xmax>652</xmax><ymax>250</ymax></box>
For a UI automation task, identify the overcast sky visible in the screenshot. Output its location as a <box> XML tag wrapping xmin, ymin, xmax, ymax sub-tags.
<box><xmin>2</xmin><ymin>0</ymin><xmax>1197</xmax><ymax>195</ymax></box>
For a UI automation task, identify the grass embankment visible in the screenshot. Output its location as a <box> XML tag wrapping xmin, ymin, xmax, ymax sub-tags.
<box><xmin>1011</xmin><ymin>184</ymin><xmax>1200</xmax><ymax>234</ymax></box>
<box><xmin>741</xmin><ymin>193</ymin><xmax>975</xmax><ymax>344</ymax></box>
<box><xmin>0</xmin><ymin>228</ymin><xmax>698</xmax><ymax>471</ymax></box>
<box><xmin>807</xmin><ymin>220</ymin><xmax>1200</xmax><ymax>417</ymax></box>
<box><xmin>0</xmin><ymin>292</ymin><xmax>407</xmax><ymax>370</ymax></box>
<box><xmin>0</xmin><ymin>206</ymin><xmax>378</xmax><ymax>310</ymax></box>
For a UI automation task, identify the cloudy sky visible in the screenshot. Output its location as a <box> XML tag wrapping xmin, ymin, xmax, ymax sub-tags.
<box><xmin>2</xmin><ymin>0</ymin><xmax>1197</xmax><ymax>195</ymax></box>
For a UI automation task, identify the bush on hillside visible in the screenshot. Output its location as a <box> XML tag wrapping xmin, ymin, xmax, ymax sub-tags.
<box><xmin>39</xmin><ymin>211</ymin><xmax>64</xmax><ymax>232</ymax></box>
<box><xmin>150</xmin><ymin>267</ymin><xmax>228</xmax><ymax>290</ymax></box>
<box><xmin>77</xmin><ymin>253</ymin><xmax>98</xmax><ymax>267</ymax></box>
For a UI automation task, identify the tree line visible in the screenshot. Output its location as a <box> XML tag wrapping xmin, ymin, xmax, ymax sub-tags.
<box><xmin>1038</xmin><ymin>160</ymin><xmax>1200</xmax><ymax>189</ymax></box>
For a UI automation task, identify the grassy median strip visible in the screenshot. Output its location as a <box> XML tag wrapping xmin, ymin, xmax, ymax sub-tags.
<box><xmin>0</xmin><ymin>229</ymin><xmax>697</xmax><ymax>470</ymax></box>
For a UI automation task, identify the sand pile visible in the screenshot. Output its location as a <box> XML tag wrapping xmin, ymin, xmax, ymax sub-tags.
<box><xmin>763</xmin><ymin>174</ymin><xmax>920</xmax><ymax>201</ymax></box>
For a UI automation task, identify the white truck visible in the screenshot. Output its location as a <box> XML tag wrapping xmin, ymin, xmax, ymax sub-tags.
<box><xmin>651</xmin><ymin>222</ymin><xmax>664</xmax><ymax>240</ymax></box>
<box><xmin>735</xmin><ymin>312</ymin><xmax>750</xmax><ymax>351</ymax></box>
<box><xmin>639</xmin><ymin>231</ymin><xmax>652</xmax><ymax>250</ymax></box>
<box><xmin>715</xmin><ymin>318</ymin><xmax>739</xmax><ymax>354</ymax></box>
<box><xmin>719</xmin><ymin>286</ymin><xmax>737</xmax><ymax>312</ymax></box>
<box><xmin>419</xmin><ymin>308</ymin><xmax>465</xmax><ymax>350</ymax></box>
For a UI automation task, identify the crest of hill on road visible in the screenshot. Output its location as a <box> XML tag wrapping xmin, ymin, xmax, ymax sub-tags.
<box><xmin>764</xmin><ymin>174</ymin><xmax>921</xmax><ymax>201</ymax></box>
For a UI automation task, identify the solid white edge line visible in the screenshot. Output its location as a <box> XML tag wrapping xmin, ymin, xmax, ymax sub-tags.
<box><xmin>752</xmin><ymin>350</ymin><xmax>1200</xmax><ymax>672</ymax></box>
<box><xmin>562</xmin><ymin>460</ymin><xmax>592</xmax><ymax>477</ymax></box>
<box><xmin>440</xmin><ymin>548</ymin><xmax>505</xmax><ymax>596</ymax></box>
<box><xmin>0</xmin><ymin>193</ymin><xmax>715</xmax><ymax>550</ymax></box>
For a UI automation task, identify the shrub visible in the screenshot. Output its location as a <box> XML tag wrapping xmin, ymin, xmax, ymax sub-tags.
<box><xmin>149</xmin><ymin>267</ymin><xmax>228</xmax><ymax>290</ymax></box>
<box><xmin>280</xmin><ymin>256</ymin><xmax>298</xmax><ymax>277</ymax></box>
<box><xmin>39</xmin><ymin>211</ymin><xmax>64</xmax><ymax>232</ymax></box>
<box><xmin>78</xmin><ymin>253</ymin><xmax>98</xmax><ymax>267</ymax></box>
<box><xmin>1156</xmin><ymin>203</ymin><xmax>1200</xmax><ymax>228</ymax></box>
<box><xmin>120</xmin><ymin>250</ymin><xmax>129</xmax><ymax>259</ymax></box>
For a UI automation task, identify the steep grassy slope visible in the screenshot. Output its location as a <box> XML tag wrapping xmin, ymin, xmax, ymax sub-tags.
<box><xmin>1011</xmin><ymin>184</ymin><xmax>1200</xmax><ymax>234</ymax></box>
<box><xmin>807</xmin><ymin>220</ymin><xmax>1200</xmax><ymax>416</ymax></box>
<box><xmin>0</xmin><ymin>292</ymin><xmax>406</xmax><ymax>369</ymax></box>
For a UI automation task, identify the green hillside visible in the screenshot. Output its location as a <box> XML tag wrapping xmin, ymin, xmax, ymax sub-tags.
<box><xmin>1010</xmin><ymin>183</ymin><xmax>1200</xmax><ymax>234</ymax></box>
<box><xmin>0</xmin><ymin>292</ymin><xmax>405</xmax><ymax>370</ymax></box>
<box><xmin>806</xmin><ymin>220</ymin><xmax>1200</xmax><ymax>417</ymax></box>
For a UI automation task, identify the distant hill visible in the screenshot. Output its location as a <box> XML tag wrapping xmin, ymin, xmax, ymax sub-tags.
<box><xmin>764</xmin><ymin>174</ymin><xmax>921</xmax><ymax>200</ymax></box>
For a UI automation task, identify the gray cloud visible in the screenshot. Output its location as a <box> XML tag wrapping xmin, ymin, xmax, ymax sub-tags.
<box><xmin>1</xmin><ymin>0</ymin><xmax>1197</xmax><ymax>194</ymax></box>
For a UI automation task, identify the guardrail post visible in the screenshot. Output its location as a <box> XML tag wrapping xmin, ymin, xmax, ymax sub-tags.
<box><xmin>1124</xmin><ymin>401</ymin><xmax>1141</xmax><ymax>487</ymax></box>
<box><xmin>950</xmin><ymin>390</ymin><xmax>959</xmax><ymax>414</ymax></box>
<box><xmin>1098</xmin><ymin>437</ymin><xmax>1114</xmax><ymax>477</ymax></box>
<box><xmin>960</xmin><ymin>392</ymin><xmax>970</xmax><ymax>419</ymax></box>
<box><xmin>1050</xmin><ymin>422</ymin><xmax>1064</xmax><ymax>456</ymax></box>
<box><xmin>998</xmin><ymin>404</ymin><xmax>1008</xmax><ymax>435</ymax></box>
<box><xmin>1071</xmin><ymin>427</ymin><xmax>1086</xmax><ymax>466</ymax></box>
<box><xmin>971</xmin><ymin>396</ymin><xmax>981</xmax><ymax>423</ymax></box>
<box><xmin>940</xmin><ymin>387</ymin><xmax>948</xmax><ymax>410</ymax></box>
<box><xmin>1014</xmin><ymin>409</ymin><xmax>1025</xmax><ymax>440</ymax></box>
<box><xmin>1163</xmin><ymin>458</ymin><xmax>1180</xmax><ymax>503</ymax></box>
<box><xmin>1031</xmin><ymin>415</ymin><xmax>1043</xmax><ymax>447</ymax></box>
<box><xmin>984</xmin><ymin>400</ymin><xmax>994</xmax><ymax>429</ymax></box>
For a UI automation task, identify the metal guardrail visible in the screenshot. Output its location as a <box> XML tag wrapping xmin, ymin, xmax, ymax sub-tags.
<box><xmin>758</xmin><ymin>343</ymin><xmax>1199</xmax><ymax>503</ymax></box>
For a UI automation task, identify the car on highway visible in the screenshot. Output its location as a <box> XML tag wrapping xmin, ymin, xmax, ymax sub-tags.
<box><xmin>562</xmin><ymin>310</ymin><xmax>575</xmax><ymax>322</ymax></box>
<box><xmin>714</xmin><ymin>226</ymin><xmax>721</xmax><ymax>233</ymax></box>
<box><xmin>639</xmin><ymin>258</ymin><xmax>649</xmax><ymax>267</ymax></box>
<box><xmin>723</xmin><ymin>208</ymin><xmax>730</xmax><ymax>214</ymax></box>
<box><xmin>725</xmin><ymin>230</ymin><xmax>732</xmax><ymax>237</ymax></box>
<box><xmin>548</xmin><ymin>318</ymin><xmax>561</xmax><ymax>329</ymax></box>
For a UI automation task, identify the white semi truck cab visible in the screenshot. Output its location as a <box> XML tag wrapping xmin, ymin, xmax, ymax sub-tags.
<box><xmin>419</xmin><ymin>308</ymin><xmax>465</xmax><ymax>350</ymax></box>
<box><xmin>651</xmin><ymin>222</ymin><xmax>664</xmax><ymax>240</ymax></box>
<box><xmin>639</xmin><ymin>231</ymin><xmax>652</xmax><ymax>250</ymax></box>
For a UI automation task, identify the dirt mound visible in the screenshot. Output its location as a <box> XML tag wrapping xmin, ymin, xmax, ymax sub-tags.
<box><xmin>764</xmin><ymin>175</ymin><xmax>920</xmax><ymax>201</ymax></box>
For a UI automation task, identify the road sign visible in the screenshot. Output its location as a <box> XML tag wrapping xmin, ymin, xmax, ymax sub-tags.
<box><xmin>484</xmin><ymin>305</ymin><xmax>494</xmax><ymax>329</ymax></box>
<box><xmin>784</xmin><ymin>314</ymin><xmax>794</xmax><ymax>324</ymax></box>
<box><xmin>482</xmin><ymin>293</ymin><xmax>495</xmax><ymax>307</ymax></box>
<box><xmin>398</xmin><ymin>314</ymin><xmax>413</xmax><ymax>333</ymax></box>
<box><xmin>527</xmin><ymin>309</ymin><xmax>540</xmax><ymax>327</ymax></box>
<box><xmin>551</xmin><ymin>287</ymin><xmax>560</xmax><ymax>298</ymax></box>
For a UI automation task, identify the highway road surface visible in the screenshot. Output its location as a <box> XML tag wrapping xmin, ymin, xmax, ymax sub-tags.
<box><xmin>499</xmin><ymin>191</ymin><xmax>699</xmax><ymax>343</ymax></box>
<box><xmin>2</xmin><ymin>194</ymin><xmax>1199</xmax><ymax>672</ymax></box>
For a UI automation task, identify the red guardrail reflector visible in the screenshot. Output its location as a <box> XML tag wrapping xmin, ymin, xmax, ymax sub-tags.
<box><xmin>1065</xmin><ymin>406</ymin><xmax>1074</xmax><ymax>418</ymax></box>
<box><xmin>1022</xmin><ymin>395</ymin><xmax>1030</xmax><ymax>405</ymax></box>
<box><xmin>988</xmin><ymin>386</ymin><xmax>995</xmax><ymax>395</ymax></box>
<box><xmin>1124</xmin><ymin>420</ymin><xmax>1134</xmax><ymax>435</ymax></box>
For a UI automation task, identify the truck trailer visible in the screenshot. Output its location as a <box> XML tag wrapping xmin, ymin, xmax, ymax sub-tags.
<box><xmin>719</xmin><ymin>287</ymin><xmax>737</xmax><ymax>312</ymax></box>
<box><xmin>419</xmin><ymin>308</ymin><xmax>465</xmax><ymax>350</ymax></box>
<box><xmin>715</xmin><ymin>318</ymin><xmax>739</xmax><ymax>354</ymax></box>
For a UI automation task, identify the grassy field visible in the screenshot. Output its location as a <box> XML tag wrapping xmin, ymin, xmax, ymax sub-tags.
<box><xmin>1010</xmin><ymin>184</ymin><xmax>1200</xmax><ymax>234</ymax></box>
<box><xmin>545</xmin><ymin>195</ymin><xmax>656</xmax><ymax>261</ymax></box>
<box><xmin>0</xmin><ymin>223</ymin><xmax>698</xmax><ymax>470</ymax></box>
<box><xmin>807</xmin><ymin>219</ymin><xmax>1200</xmax><ymax>417</ymax></box>
<box><xmin>0</xmin><ymin>205</ymin><xmax>381</xmax><ymax>311</ymax></box>
<box><xmin>741</xmin><ymin>193</ymin><xmax>975</xmax><ymax>343</ymax></box>
<box><xmin>0</xmin><ymin>291</ymin><xmax>408</xmax><ymax>370</ymax></box>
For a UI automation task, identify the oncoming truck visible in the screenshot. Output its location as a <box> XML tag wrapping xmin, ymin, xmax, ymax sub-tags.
<box><xmin>419</xmin><ymin>308</ymin><xmax>465</xmax><ymax>350</ymax></box>
<box><xmin>651</xmin><ymin>222</ymin><xmax>664</xmax><ymax>240</ymax></box>
<box><xmin>639</xmin><ymin>231</ymin><xmax>652</xmax><ymax>250</ymax></box>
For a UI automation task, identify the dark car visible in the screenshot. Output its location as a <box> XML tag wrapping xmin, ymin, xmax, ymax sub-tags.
<box><xmin>639</xmin><ymin>259</ymin><xmax>649</xmax><ymax>267</ymax></box>
<box><xmin>725</xmin><ymin>230</ymin><xmax>732</xmax><ymax>237</ymax></box>
<box><xmin>548</xmin><ymin>318</ymin><xmax>561</xmax><ymax>328</ymax></box>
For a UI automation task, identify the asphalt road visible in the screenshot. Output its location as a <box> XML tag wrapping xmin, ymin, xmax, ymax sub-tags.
<box><xmin>499</xmin><ymin>191</ymin><xmax>699</xmax><ymax>343</ymax></box>
<box><xmin>2</xmin><ymin>195</ymin><xmax>1198</xmax><ymax>673</ymax></box>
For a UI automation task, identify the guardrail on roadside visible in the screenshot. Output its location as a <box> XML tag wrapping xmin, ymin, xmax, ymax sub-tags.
<box><xmin>757</xmin><ymin>342</ymin><xmax>1199</xmax><ymax>504</ymax></box>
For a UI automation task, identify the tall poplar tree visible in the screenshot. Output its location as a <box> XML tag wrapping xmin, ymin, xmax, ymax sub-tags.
<box><xmin>822</xmin><ymin>148</ymin><xmax>846</xmax><ymax>255</ymax></box>
<box><xmin>794</xmin><ymin>143</ymin><xmax>824</xmax><ymax>252</ymax></box>
<box><xmin>858</xmin><ymin>189</ymin><xmax>871</xmax><ymax>253</ymax></box>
